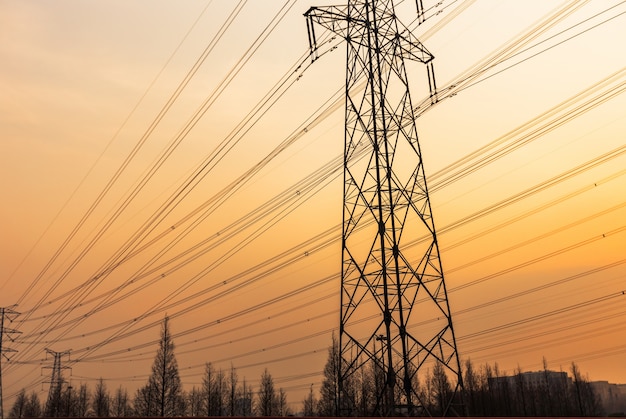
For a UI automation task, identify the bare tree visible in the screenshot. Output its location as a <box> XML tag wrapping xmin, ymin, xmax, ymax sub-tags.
<box><xmin>23</xmin><ymin>391</ymin><xmax>42</xmax><ymax>418</ymax></box>
<box><xmin>570</xmin><ymin>362</ymin><xmax>601</xmax><ymax>416</ymax></box>
<box><xmin>356</xmin><ymin>358</ymin><xmax>375</xmax><ymax>415</ymax></box>
<box><xmin>133</xmin><ymin>382</ymin><xmax>157</xmax><ymax>416</ymax></box>
<box><xmin>177</xmin><ymin>390</ymin><xmax>188</xmax><ymax>417</ymax></box>
<box><xmin>201</xmin><ymin>363</ymin><xmax>225</xmax><ymax>416</ymax></box>
<box><xmin>147</xmin><ymin>316</ymin><xmax>183</xmax><ymax>417</ymax></box>
<box><xmin>61</xmin><ymin>385</ymin><xmax>83</xmax><ymax>417</ymax></box>
<box><xmin>430</xmin><ymin>362</ymin><xmax>453</xmax><ymax>416</ymax></box>
<box><xmin>8</xmin><ymin>389</ymin><xmax>27</xmax><ymax>418</ymax></box>
<box><xmin>187</xmin><ymin>387</ymin><xmax>203</xmax><ymax>417</ymax></box>
<box><xmin>302</xmin><ymin>385</ymin><xmax>316</xmax><ymax>417</ymax></box>
<box><xmin>238</xmin><ymin>378</ymin><xmax>254</xmax><ymax>416</ymax></box>
<box><xmin>463</xmin><ymin>359</ymin><xmax>481</xmax><ymax>415</ymax></box>
<box><xmin>318</xmin><ymin>334</ymin><xmax>340</xmax><ymax>416</ymax></box>
<box><xmin>228</xmin><ymin>365</ymin><xmax>238</xmax><ymax>416</ymax></box>
<box><xmin>513</xmin><ymin>366</ymin><xmax>530</xmax><ymax>416</ymax></box>
<box><xmin>257</xmin><ymin>369</ymin><xmax>277</xmax><ymax>416</ymax></box>
<box><xmin>93</xmin><ymin>378</ymin><xmax>110</xmax><ymax>417</ymax></box>
<box><xmin>277</xmin><ymin>388</ymin><xmax>291</xmax><ymax>417</ymax></box>
<box><xmin>73</xmin><ymin>384</ymin><xmax>90</xmax><ymax>417</ymax></box>
<box><xmin>111</xmin><ymin>386</ymin><xmax>131</xmax><ymax>417</ymax></box>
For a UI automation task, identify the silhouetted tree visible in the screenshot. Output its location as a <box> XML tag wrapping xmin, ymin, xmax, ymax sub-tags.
<box><xmin>177</xmin><ymin>390</ymin><xmax>188</xmax><ymax>416</ymax></box>
<box><xmin>201</xmin><ymin>362</ymin><xmax>226</xmax><ymax>415</ymax></box>
<box><xmin>93</xmin><ymin>378</ymin><xmax>111</xmax><ymax>417</ymax></box>
<box><xmin>536</xmin><ymin>357</ymin><xmax>554</xmax><ymax>416</ymax></box>
<box><xmin>133</xmin><ymin>382</ymin><xmax>157</xmax><ymax>416</ymax></box>
<box><xmin>73</xmin><ymin>384</ymin><xmax>90</xmax><ymax>417</ymax></box>
<box><xmin>111</xmin><ymin>386</ymin><xmax>132</xmax><ymax>417</ymax></box>
<box><xmin>23</xmin><ymin>391</ymin><xmax>42</xmax><ymax>418</ymax></box>
<box><xmin>9</xmin><ymin>389</ymin><xmax>27</xmax><ymax>418</ymax></box>
<box><xmin>571</xmin><ymin>362</ymin><xmax>601</xmax><ymax>416</ymax></box>
<box><xmin>302</xmin><ymin>385</ymin><xmax>317</xmax><ymax>416</ymax></box>
<box><xmin>458</xmin><ymin>361</ymin><xmax>489</xmax><ymax>415</ymax></box>
<box><xmin>318</xmin><ymin>334</ymin><xmax>340</xmax><ymax>416</ymax></box>
<box><xmin>355</xmin><ymin>357</ymin><xmax>375</xmax><ymax>415</ymax></box>
<box><xmin>494</xmin><ymin>363</ymin><xmax>513</xmax><ymax>415</ymax></box>
<box><xmin>463</xmin><ymin>358</ymin><xmax>481</xmax><ymax>415</ymax></box>
<box><xmin>238</xmin><ymin>378</ymin><xmax>254</xmax><ymax>416</ymax></box>
<box><xmin>60</xmin><ymin>385</ymin><xmax>81</xmax><ymax>417</ymax></box>
<box><xmin>429</xmin><ymin>362</ymin><xmax>453</xmax><ymax>415</ymax></box>
<box><xmin>146</xmin><ymin>316</ymin><xmax>183</xmax><ymax>416</ymax></box>
<box><xmin>187</xmin><ymin>387</ymin><xmax>203</xmax><ymax>417</ymax></box>
<box><xmin>256</xmin><ymin>369</ymin><xmax>277</xmax><ymax>416</ymax></box>
<box><xmin>454</xmin><ymin>358</ymin><xmax>607</xmax><ymax>417</ymax></box>
<box><xmin>277</xmin><ymin>388</ymin><xmax>290</xmax><ymax>417</ymax></box>
<box><xmin>228</xmin><ymin>365</ymin><xmax>238</xmax><ymax>416</ymax></box>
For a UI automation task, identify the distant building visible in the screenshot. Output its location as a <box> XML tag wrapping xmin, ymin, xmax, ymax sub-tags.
<box><xmin>489</xmin><ymin>370</ymin><xmax>626</xmax><ymax>415</ymax></box>
<box><xmin>489</xmin><ymin>369</ymin><xmax>571</xmax><ymax>389</ymax></box>
<box><xmin>590</xmin><ymin>381</ymin><xmax>626</xmax><ymax>415</ymax></box>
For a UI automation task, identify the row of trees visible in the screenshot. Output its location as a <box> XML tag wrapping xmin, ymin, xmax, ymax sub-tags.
<box><xmin>462</xmin><ymin>358</ymin><xmax>602</xmax><ymax>417</ymax></box>
<box><xmin>10</xmin><ymin>379</ymin><xmax>132</xmax><ymax>419</ymax></box>
<box><xmin>10</xmin><ymin>317</ymin><xmax>293</xmax><ymax>418</ymax></box>
<box><xmin>311</xmin><ymin>336</ymin><xmax>602</xmax><ymax>417</ymax></box>
<box><xmin>311</xmin><ymin>336</ymin><xmax>461</xmax><ymax>416</ymax></box>
<box><xmin>9</xmin><ymin>317</ymin><xmax>602</xmax><ymax>417</ymax></box>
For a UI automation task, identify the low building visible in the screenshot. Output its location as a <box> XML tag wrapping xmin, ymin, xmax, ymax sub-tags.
<box><xmin>590</xmin><ymin>381</ymin><xmax>626</xmax><ymax>415</ymax></box>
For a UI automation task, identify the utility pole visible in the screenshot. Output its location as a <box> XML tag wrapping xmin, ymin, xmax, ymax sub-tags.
<box><xmin>305</xmin><ymin>1</ymin><xmax>463</xmax><ymax>415</ymax></box>
<box><xmin>43</xmin><ymin>349</ymin><xmax>71</xmax><ymax>418</ymax></box>
<box><xmin>0</xmin><ymin>306</ymin><xmax>20</xmax><ymax>419</ymax></box>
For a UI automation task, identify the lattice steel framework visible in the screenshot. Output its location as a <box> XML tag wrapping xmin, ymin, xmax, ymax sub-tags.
<box><xmin>0</xmin><ymin>306</ymin><xmax>20</xmax><ymax>419</ymax></box>
<box><xmin>44</xmin><ymin>349</ymin><xmax>71</xmax><ymax>418</ymax></box>
<box><xmin>305</xmin><ymin>1</ymin><xmax>462</xmax><ymax>415</ymax></box>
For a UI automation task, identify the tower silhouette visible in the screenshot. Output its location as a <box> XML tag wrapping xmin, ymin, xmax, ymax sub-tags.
<box><xmin>305</xmin><ymin>1</ymin><xmax>462</xmax><ymax>415</ymax></box>
<box><xmin>44</xmin><ymin>349</ymin><xmax>71</xmax><ymax>418</ymax></box>
<box><xmin>0</xmin><ymin>306</ymin><xmax>20</xmax><ymax>419</ymax></box>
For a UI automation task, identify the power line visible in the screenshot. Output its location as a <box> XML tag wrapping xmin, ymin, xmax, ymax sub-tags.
<box><xmin>12</xmin><ymin>148</ymin><xmax>625</xmax><ymax>365</ymax></box>
<box><xmin>18</xmin><ymin>62</ymin><xmax>624</xmax><ymax>351</ymax></box>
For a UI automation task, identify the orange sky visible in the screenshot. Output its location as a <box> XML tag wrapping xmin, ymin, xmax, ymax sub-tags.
<box><xmin>1</xmin><ymin>0</ymin><xmax>625</xmax><ymax>412</ymax></box>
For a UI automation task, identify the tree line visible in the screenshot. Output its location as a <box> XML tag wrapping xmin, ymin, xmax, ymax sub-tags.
<box><xmin>307</xmin><ymin>338</ymin><xmax>603</xmax><ymax>416</ymax></box>
<box><xmin>10</xmin><ymin>317</ymin><xmax>291</xmax><ymax>418</ymax></box>
<box><xmin>9</xmin><ymin>317</ymin><xmax>603</xmax><ymax>417</ymax></box>
<box><xmin>460</xmin><ymin>358</ymin><xmax>602</xmax><ymax>416</ymax></box>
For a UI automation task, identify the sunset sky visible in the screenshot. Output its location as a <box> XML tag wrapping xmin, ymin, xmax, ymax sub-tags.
<box><xmin>1</xmin><ymin>0</ymin><xmax>625</xmax><ymax>411</ymax></box>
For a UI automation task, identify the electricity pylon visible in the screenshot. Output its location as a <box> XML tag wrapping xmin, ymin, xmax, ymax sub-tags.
<box><xmin>44</xmin><ymin>349</ymin><xmax>71</xmax><ymax>418</ymax></box>
<box><xmin>0</xmin><ymin>306</ymin><xmax>20</xmax><ymax>419</ymax></box>
<box><xmin>305</xmin><ymin>1</ymin><xmax>462</xmax><ymax>415</ymax></box>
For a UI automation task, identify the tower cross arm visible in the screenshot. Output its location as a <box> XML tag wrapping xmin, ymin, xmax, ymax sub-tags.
<box><xmin>305</xmin><ymin>5</ymin><xmax>351</xmax><ymax>34</ymax></box>
<box><xmin>305</xmin><ymin>4</ymin><xmax>434</xmax><ymax>64</ymax></box>
<box><xmin>1</xmin><ymin>347</ymin><xmax>17</xmax><ymax>361</ymax></box>
<box><xmin>0</xmin><ymin>327</ymin><xmax>20</xmax><ymax>336</ymax></box>
<box><xmin>395</xmin><ymin>21</ymin><xmax>434</xmax><ymax>63</ymax></box>
<box><xmin>305</xmin><ymin>5</ymin><xmax>350</xmax><ymax>60</ymax></box>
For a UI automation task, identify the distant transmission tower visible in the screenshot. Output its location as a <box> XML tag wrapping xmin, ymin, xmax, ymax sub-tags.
<box><xmin>305</xmin><ymin>1</ymin><xmax>463</xmax><ymax>415</ymax></box>
<box><xmin>0</xmin><ymin>306</ymin><xmax>20</xmax><ymax>419</ymax></box>
<box><xmin>44</xmin><ymin>349</ymin><xmax>71</xmax><ymax>418</ymax></box>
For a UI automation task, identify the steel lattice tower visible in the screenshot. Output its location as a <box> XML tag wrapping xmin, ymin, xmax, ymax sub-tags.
<box><xmin>44</xmin><ymin>349</ymin><xmax>71</xmax><ymax>418</ymax></box>
<box><xmin>305</xmin><ymin>1</ymin><xmax>462</xmax><ymax>415</ymax></box>
<box><xmin>0</xmin><ymin>306</ymin><xmax>20</xmax><ymax>419</ymax></box>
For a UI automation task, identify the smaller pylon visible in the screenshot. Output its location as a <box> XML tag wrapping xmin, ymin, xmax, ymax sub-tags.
<box><xmin>0</xmin><ymin>306</ymin><xmax>20</xmax><ymax>419</ymax></box>
<box><xmin>43</xmin><ymin>349</ymin><xmax>71</xmax><ymax>418</ymax></box>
